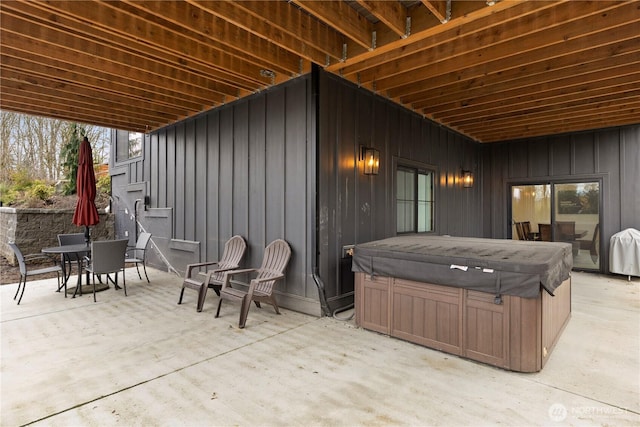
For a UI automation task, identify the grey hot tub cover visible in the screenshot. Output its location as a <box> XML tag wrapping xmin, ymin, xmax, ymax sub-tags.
<box><xmin>352</xmin><ymin>235</ymin><xmax>573</xmax><ymax>299</ymax></box>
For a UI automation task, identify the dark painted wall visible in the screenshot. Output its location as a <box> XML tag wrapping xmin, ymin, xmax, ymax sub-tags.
<box><xmin>110</xmin><ymin>67</ymin><xmax>639</xmax><ymax>316</ymax></box>
<box><xmin>111</xmin><ymin>69</ymin><xmax>483</xmax><ymax>315</ymax></box>
<box><xmin>317</xmin><ymin>72</ymin><xmax>482</xmax><ymax>310</ymax></box>
<box><xmin>482</xmin><ymin>125</ymin><xmax>640</xmax><ymax>273</ymax></box>
<box><xmin>111</xmin><ymin>76</ymin><xmax>321</xmax><ymax>315</ymax></box>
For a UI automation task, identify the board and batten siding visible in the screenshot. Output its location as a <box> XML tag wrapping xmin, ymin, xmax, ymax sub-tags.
<box><xmin>120</xmin><ymin>75</ymin><xmax>321</xmax><ymax>316</ymax></box>
<box><xmin>111</xmin><ymin>67</ymin><xmax>639</xmax><ymax>316</ymax></box>
<box><xmin>482</xmin><ymin>125</ymin><xmax>640</xmax><ymax>273</ymax></box>
<box><xmin>317</xmin><ymin>72</ymin><xmax>483</xmax><ymax>310</ymax></box>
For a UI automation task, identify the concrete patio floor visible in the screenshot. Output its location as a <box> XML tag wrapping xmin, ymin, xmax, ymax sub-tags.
<box><xmin>1</xmin><ymin>268</ymin><xmax>638</xmax><ymax>426</ymax></box>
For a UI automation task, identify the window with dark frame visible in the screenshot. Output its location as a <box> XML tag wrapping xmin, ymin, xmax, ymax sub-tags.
<box><xmin>397</xmin><ymin>165</ymin><xmax>434</xmax><ymax>234</ymax></box>
<box><xmin>115</xmin><ymin>131</ymin><xmax>143</xmax><ymax>163</ymax></box>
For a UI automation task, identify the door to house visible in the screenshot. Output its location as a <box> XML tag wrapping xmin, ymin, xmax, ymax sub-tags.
<box><xmin>510</xmin><ymin>181</ymin><xmax>601</xmax><ymax>271</ymax></box>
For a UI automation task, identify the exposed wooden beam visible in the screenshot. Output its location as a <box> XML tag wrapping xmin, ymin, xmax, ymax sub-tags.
<box><xmin>396</xmin><ymin>40</ymin><xmax>640</xmax><ymax>103</ymax></box>
<box><xmin>0</xmin><ymin>50</ymin><xmax>219</xmax><ymax>112</ymax></box>
<box><xmin>407</xmin><ymin>53</ymin><xmax>640</xmax><ymax>111</ymax></box>
<box><xmin>1</xmin><ymin>0</ymin><xmax>637</xmax><ymax>141</ymax></box>
<box><xmin>0</xmin><ymin>23</ymin><xmax>241</xmax><ymax>104</ymax></box>
<box><xmin>435</xmin><ymin>82</ymin><xmax>640</xmax><ymax>125</ymax></box>
<box><xmin>421</xmin><ymin>1</ymin><xmax>449</xmax><ymax>24</ymax></box>
<box><xmin>189</xmin><ymin>0</ymin><xmax>344</xmax><ymax>66</ymax></box>
<box><xmin>292</xmin><ymin>0</ymin><xmax>374</xmax><ymax>51</ymax></box>
<box><xmin>3</xmin><ymin>1</ymin><xmax>252</xmax><ymax>97</ymax></box>
<box><xmin>3</xmin><ymin>1</ymin><xmax>266</xmax><ymax>92</ymax></box>
<box><xmin>458</xmin><ymin>101</ymin><xmax>640</xmax><ymax>135</ymax></box>
<box><xmin>372</xmin><ymin>2</ymin><xmax>639</xmax><ymax>92</ymax></box>
<box><xmin>0</xmin><ymin>69</ymin><xmax>191</xmax><ymax>123</ymax></box>
<box><xmin>326</xmin><ymin>0</ymin><xmax>525</xmax><ymax>75</ymax></box>
<box><xmin>356</xmin><ymin>0</ymin><xmax>407</xmax><ymax>38</ymax></box>
<box><xmin>0</xmin><ymin>92</ymin><xmax>156</xmax><ymax>132</ymax></box>
<box><xmin>112</xmin><ymin>0</ymin><xmax>294</xmax><ymax>82</ymax></box>
<box><xmin>472</xmin><ymin>109</ymin><xmax>640</xmax><ymax>143</ymax></box>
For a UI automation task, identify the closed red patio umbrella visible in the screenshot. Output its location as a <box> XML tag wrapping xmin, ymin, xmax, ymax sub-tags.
<box><xmin>72</xmin><ymin>136</ymin><xmax>100</xmax><ymax>242</ymax></box>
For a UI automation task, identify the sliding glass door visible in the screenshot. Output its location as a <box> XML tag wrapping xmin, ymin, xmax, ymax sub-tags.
<box><xmin>511</xmin><ymin>181</ymin><xmax>601</xmax><ymax>271</ymax></box>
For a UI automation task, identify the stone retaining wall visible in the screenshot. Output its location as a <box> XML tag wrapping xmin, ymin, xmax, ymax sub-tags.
<box><xmin>0</xmin><ymin>207</ymin><xmax>114</xmax><ymax>266</ymax></box>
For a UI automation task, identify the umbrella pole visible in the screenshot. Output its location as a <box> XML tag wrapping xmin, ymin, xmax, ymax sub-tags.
<box><xmin>84</xmin><ymin>226</ymin><xmax>90</xmax><ymax>244</ymax></box>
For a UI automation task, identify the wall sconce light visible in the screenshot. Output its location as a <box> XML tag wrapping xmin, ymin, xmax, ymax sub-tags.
<box><xmin>461</xmin><ymin>169</ymin><xmax>473</xmax><ymax>188</ymax></box>
<box><xmin>360</xmin><ymin>146</ymin><xmax>380</xmax><ymax>175</ymax></box>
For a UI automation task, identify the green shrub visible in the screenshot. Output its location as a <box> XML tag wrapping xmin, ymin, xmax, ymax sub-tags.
<box><xmin>10</xmin><ymin>170</ymin><xmax>33</xmax><ymax>191</ymax></box>
<box><xmin>96</xmin><ymin>174</ymin><xmax>111</xmax><ymax>195</ymax></box>
<box><xmin>0</xmin><ymin>184</ymin><xmax>18</xmax><ymax>206</ymax></box>
<box><xmin>28</xmin><ymin>182</ymin><xmax>54</xmax><ymax>202</ymax></box>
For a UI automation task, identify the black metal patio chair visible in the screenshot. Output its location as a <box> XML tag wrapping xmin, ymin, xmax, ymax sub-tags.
<box><xmin>125</xmin><ymin>232</ymin><xmax>152</xmax><ymax>283</ymax></box>
<box><xmin>8</xmin><ymin>242</ymin><xmax>63</xmax><ymax>305</ymax></box>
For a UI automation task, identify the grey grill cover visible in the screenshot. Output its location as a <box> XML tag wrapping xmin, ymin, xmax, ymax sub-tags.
<box><xmin>609</xmin><ymin>228</ymin><xmax>640</xmax><ymax>277</ymax></box>
<box><xmin>352</xmin><ymin>235</ymin><xmax>573</xmax><ymax>298</ymax></box>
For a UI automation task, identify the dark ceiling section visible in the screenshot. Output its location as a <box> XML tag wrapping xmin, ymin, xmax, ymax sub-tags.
<box><xmin>1</xmin><ymin>0</ymin><xmax>639</xmax><ymax>142</ymax></box>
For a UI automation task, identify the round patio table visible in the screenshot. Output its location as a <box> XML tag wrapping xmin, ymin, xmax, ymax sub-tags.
<box><xmin>41</xmin><ymin>243</ymin><xmax>107</xmax><ymax>297</ymax></box>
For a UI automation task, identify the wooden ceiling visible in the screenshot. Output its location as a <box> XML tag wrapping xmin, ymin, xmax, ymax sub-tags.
<box><xmin>1</xmin><ymin>1</ymin><xmax>639</xmax><ymax>143</ymax></box>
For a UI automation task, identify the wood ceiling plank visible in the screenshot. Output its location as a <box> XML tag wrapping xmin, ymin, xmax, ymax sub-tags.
<box><xmin>34</xmin><ymin>0</ymin><xmax>281</xmax><ymax>83</ymax></box>
<box><xmin>190</xmin><ymin>0</ymin><xmax>342</xmax><ymax>66</ymax></box>
<box><xmin>365</xmin><ymin>0</ymin><xmax>627</xmax><ymax>90</ymax></box>
<box><xmin>0</xmin><ymin>50</ymin><xmax>218</xmax><ymax>112</ymax></box>
<box><xmin>378</xmin><ymin>19</ymin><xmax>639</xmax><ymax>108</ymax></box>
<box><xmin>458</xmin><ymin>101</ymin><xmax>640</xmax><ymax>135</ymax></box>
<box><xmin>465</xmin><ymin>110</ymin><xmax>640</xmax><ymax>139</ymax></box>
<box><xmin>434</xmin><ymin>82</ymin><xmax>640</xmax><ymax>124</ymax></box>
<box><xmin>0</xmin><ymin>21</ymin><xmax>249</xmax><ymax>101</ymax></box>
<box><xmin>0</xmin><ymin>69</ymin><xmax>188</xmax><ymax>121</ymax></box>
<box><xmin>0</xmin><ymin>35</ymin><xmax>223</xmax><ymax>129</ymax></box>
<box><xmin>451</xmin><ymin>100</ymin><xmax>640</xmax><ymax>131</ymax></box>
<box><xmin>397</xmin><ymin>41</ymin><xmax>640</xmax><ymax>103</ymax></box>
<box><xmin>333</xmin><ymin>1</ymin><xmax>492</xmax><ymax>63</ymax></box>
<box><xmin>356</xmin><ymin>0</ymin><xmax>407</xmax><ymax>37</ymax></box>
<box><xmin>0</xmin><ymin>92</ymin><xmax>159</xmax><ymax>132</ymax></box>
<box><xmin>110</xmin><ymin>0</ymin><xmax>291</xmax><ymax>83</ymax></box>
<box><xmin>413</xmin><ymin>63</ymin><xmax>640</xmax><ymax>113</ymax></box>
<box><xmin>421</xmin><ymin>0</ymin><xmax>448</xmax><ymax>24</ymax></box>
<box><xmin>0</xmin><ymin>104</ymin><xmax>151</xmax><ymax>133</ymax></box>
<box><xmin>2</xmin><ymin>3</ymin><xmax>263</xmax><ymax>93</ymax></box>
<box><xmin>3</xmin><ymin>1</ymin><xmax>250</xmax><ymax>97</ymax></box>
<box><xmin>473</xmin><ymin>111</ymin><xmax>640</xmax><ymax>143</ymax></box>
<box><xmin>1</xmin><ymin>0</ymin><xmax>638</xmax><ymax>141</ymax></box>
<box><xmin>116</xmin><ymin>0</ymin><xmax>299</xmax><ymax>79</ymax></box>
<box><xmin>430</xmin><ymin>68</ymin><xmax>640</xmax><ymax>127</ymax></box>
<box><xmin>0</xmin><ymin>84</ymin><xmax>172</xmax><ymax>129</ymax></box>
<box><xmin>326</xmin><ymin>0</ymin><xmax>525</xmax><ymax>74</ymax></box>
<box><xmin>292</xmin><ymin>0</ymin><xmax>373</xmax><ymax>50</ymax></box>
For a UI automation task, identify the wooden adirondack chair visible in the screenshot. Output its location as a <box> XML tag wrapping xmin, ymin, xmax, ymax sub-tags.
<box><xmin>215</xmin><ymin>239</ymin><xmax>291</xmax><ymax>328</ymax></box>
<box><xmin>178</xmin><ymin>235</ymin><xmax>246</xmax><ymax>312</ymax></box>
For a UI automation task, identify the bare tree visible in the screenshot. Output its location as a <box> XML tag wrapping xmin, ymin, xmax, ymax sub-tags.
<box><xmin>0</xmin><ymin>111</ymin><xmax>19</xmax><ymax>183</ymax></box>
<box><xmin>84</xmin><ymin>126</ymin><xmax>110</xmax><ymax>165</ymax></box>
<box><xmin>0</xmin><ymin>111</ymin><xmax>111</xmax><ymax>185</ymax></box>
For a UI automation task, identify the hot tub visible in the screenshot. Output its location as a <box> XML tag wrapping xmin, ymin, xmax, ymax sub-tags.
<box><xmin>352</xmin><ymin>235</ymin><xmax>573</xmax><ymax>372</ymax></box>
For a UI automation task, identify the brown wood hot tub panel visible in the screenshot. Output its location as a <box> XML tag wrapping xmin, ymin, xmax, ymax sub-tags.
<box><xmin>355</xmin><ymin>273</ymin><xmax>571</xmax><ymax>372</ymax></box>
